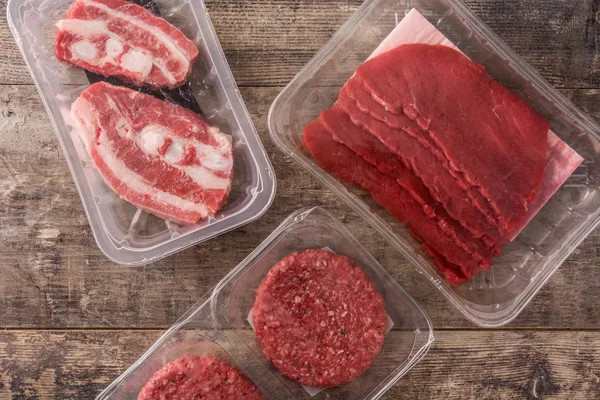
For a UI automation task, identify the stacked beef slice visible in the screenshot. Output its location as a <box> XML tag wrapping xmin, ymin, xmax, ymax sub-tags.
<box><xmin>304</xmin><ymin>44</ymin><xmax>549</xmax><ymax>286</ymax></box>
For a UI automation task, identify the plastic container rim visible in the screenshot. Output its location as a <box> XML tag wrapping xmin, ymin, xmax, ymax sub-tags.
<box><xmin>267</xmin><ymin>0</ymin><xmax>600</xmax><ymax>327</ymax></box>
<box><xmin>6</xmin><ymin>0</ymin><xmax>277</xmax><ymax>266</ymax></box>
<box><xmin>95</xmin><ymin>206</ymin><xmax>435</xmax><ymax>400</ymax></box>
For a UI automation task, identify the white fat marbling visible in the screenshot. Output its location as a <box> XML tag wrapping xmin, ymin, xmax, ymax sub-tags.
<box><xmin>105</xmin><ymin>38</ymin><xmax>124</xmax><ymax>58</ymax></box>
<box><xmin>121</xmin><ymin>50</ymin><xmax>153</xmax><ymax>77</ymax></box>
<box><xmin>165</xmin><ymin>141</ymin><xmax>185</xmax><ymax>164</ymax></box>
<box><xmin>196</xmin><ymin>145</ymin><xmax>231</xmax><ymax>172</ymax></box>
<box><xmin>72</xmin><ymin>40</ymin><xmax>98</xmax><ymax>61</ymax></box>
<box><xmin>115</xmin><ymin>118</ymin><xmax>131</xmax><ymax>138</ymax></box>
<box><xmin>57</xmin><ymin>19</ymin><xmax>109</xmax><ymax>36</ymax></box>
<box><xmin>140</xmin><ymin>129</ymin><xmax>166</xmax><ymax>156</ymax></box>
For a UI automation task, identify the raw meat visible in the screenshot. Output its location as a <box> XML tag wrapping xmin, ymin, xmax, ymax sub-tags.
<box><xmin>356</xmin><ymin>43</ymin><xmax>549</xmax><ymax>233</ymax></box>
<box><xmin>343</xmin><ymin>75</ymin><xmax>505</xmax><ymax>241</ymax></box>
<box><xmin>374</xmin><ymin>9</ymin><xmax>583</xmax><ymax>240</ymax></box>
<box><xmin>320</xmin><ymin>107</ymin><xmax>434</xmax><ymax>214</ymax></box>
<box><xmin>319</xmin><ymin>105</ymin><xmax>493</xmax><ymax>265</ymax></box>
<box><xmin>252</xmin><ymin>249</ymin><xmax>387</xmax><ymax>388</ymax></box>
<box><xmin>337</xmin><ymin>80</ymin><xmax>504</xmax><ymax>251</ymax></box>
<box><xmin>72</xmin><ymin>82</ymin><xmax>233</xmax><ymax>224</ymax></box>
<box><xmin>303</xmin><ymin>121</ymin><xmax>486</xmax><ymax>280</ymax></box>
<box><xmin>422</xmin><ymin>244</ymin><xmax>468</xmax><ymax>287</ymax></box>
<box><xmin>137</xmin><ymin>355</ymin><xmax>262</xmax><ymax>400</ymax></box>
<box><xmin>510</xmin><ymin>133</ymin><xmax>585</xmax><ymax>239</ymax></box>
<box><xmin>302</xmin><ymin>8</ymin><xmax>583</xmax><ymax>286</ymax></box>
<box><xmin>56</xmin><ymin>0</ymin><xmax>199</xmax><ymax>88</ymax></box>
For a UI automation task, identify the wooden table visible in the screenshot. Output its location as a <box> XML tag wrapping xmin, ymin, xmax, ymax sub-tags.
<box><xmin>1</xmin><ymin>0</ymin><xmax>599</xmax><ymax>398</ymax></box>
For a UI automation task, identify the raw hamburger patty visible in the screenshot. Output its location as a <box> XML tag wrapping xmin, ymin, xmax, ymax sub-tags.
<box><xmin>137</xmin><ymin>355</ymin><xmax>262</xmax><ymax>400</ymax></box>
<box><xmin>252</xmin><ymin>249</ymin><xmax>387</xmax><ymax>387</ymax></box>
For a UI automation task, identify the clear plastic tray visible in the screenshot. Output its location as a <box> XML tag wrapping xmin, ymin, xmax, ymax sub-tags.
<box><xmin>95</xmin><ymin>207</ymin><xmax>434</xmax><ymax>400</ymax></box>
<box><xmin>7</xmin><ymin>0</ymin><xmax>276</xmax><ymax>265</ymax></box>
<box><xmin>268</xmin><ymin>0</ymin><xmax>600</xmax><ymax>327</ymax></box>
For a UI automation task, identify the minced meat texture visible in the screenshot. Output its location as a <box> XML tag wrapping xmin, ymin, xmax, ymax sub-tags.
<box><xmin>252</xmin><ymin>249</ymin><xmax>388</xmax><ymax>388</ymax></box>
<box><xmin>137</xmin><ymin>355</ymin><xmax>262</xmax><ymax>400</ymax></box>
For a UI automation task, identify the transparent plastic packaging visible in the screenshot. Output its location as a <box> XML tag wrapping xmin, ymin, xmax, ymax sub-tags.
<box><xmin>268</xmin><ymin>0</ymin><xmax>600</xmax><ymax>327</ymax></box>
<box><xmin>96</xmin><ymin>207</ymin><xmax>434</xmax><ymax>400</ymax></box>
<box><xmin>7</xmin><ymin>0</ymin><xmax>276</xmax><ymax>265</ymax></box>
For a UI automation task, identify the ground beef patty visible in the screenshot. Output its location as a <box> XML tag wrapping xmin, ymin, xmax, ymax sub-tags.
<box><xmin>252</xmin><ymin>249</ymin><xmax>387</xmax><ymax>388</ymax></box>
<box><xmin>137</xmin><ymin>355</ymin><xmax>262</xmax><ymax>400</ymax></box>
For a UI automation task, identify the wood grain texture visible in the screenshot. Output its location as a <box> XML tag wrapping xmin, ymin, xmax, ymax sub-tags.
<box><xmin>1</xmin><ymin>85</ymin><xmax>600</xmax><ymax>330</ymax></box>
<box><xmin>0</xmin><ymin>330</ymin><xmax>598</xmax><ymax>399</ymax></box>
<box><xmin>2</xmin><ymin>0</ymin><xmax>600</xmax><ymax>87</ymax></box>
<box><xmin>2</xmin><ymin>0</ymin><xmax>600</xmax><ymax>398</ymax></box>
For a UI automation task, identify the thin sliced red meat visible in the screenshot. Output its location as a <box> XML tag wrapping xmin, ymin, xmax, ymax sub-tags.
<box><xmin>345</xmin><ymin>76</ymin><xmax>505</xmax><ymax>236</ymax></box>
<box><xmin>303</xmin><ymin>119</ymin><xmax>485</xmax><ymax>280</ymax></box>
<box><xmin>422</xmin><ymin>244</ymin><xmax>469</xmax><ymax>287</ymax></box>
<box><xmin>356</xmin><ymin>44</ymin><xmax>549</xmax><ymax>233</ymax></box>
<box><xmin>319</xmin><ymin>106</ymin><xmax>492</xmax><ymax>266</ymax></box>
<box><xmin>319</xmin><ymin>106</ymin><xmax>434</xmax><ymax>217</ymax></box>
<box><xmin>337</xmin><ymin>83</ymin><xmax>504</xmax><ymax>253</ymax></box>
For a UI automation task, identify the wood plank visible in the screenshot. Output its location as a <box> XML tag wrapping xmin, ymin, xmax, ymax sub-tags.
<box><xmin>2</xmin><ymin>1</ymin><xmax>600</xmax><ymax>87</ymax></box>
<box><xmin>384</xmin><ymin>330</ymin><xmax>600</xmax><ymax>400</ymax></box>
<box><xmin>2</xmin><ymin>1</ymin><xmax>599</xmax><ymax>397</ymax></box>
<box><xmin>0</xmin><ymin>329</ymin><xmax>598</xmax><ymax>399</ymax></box>
<box><xmin>1</xmin><ymin>85</ymin><xmax>600</xmax><ymax>329</ymax></box>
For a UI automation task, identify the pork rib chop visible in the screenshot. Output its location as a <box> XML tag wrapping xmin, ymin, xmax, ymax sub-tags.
<box><xmin>56</xmin><ymin>0</ymin><xmax>199</xmax><ymax>88</ymax></box>
<box><xmin>72</xmin><ymin>82</ymin><xmax>233</xmax><ymax>224</ymax></box>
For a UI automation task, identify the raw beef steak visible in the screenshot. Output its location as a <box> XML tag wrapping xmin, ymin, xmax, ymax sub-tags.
<box><xmin>319</xmin><ymin>105</ymin><xmax>493</xmax><ymax>266</ymax></box>
<box><xmin>356</xmin><ymin>44</ymin><xmax>549</xmax><ymax>233</ymax></box>
<box><xmin>303</xmin><ymin>120</ymin><xmax>486</xmax><ymax>282</ymax></box>
<box><xmin>371</xmin><ymin>9</ymin><xmax>583</xmax><ymax>241</ymax></box>
<box><xmin>138</xmin><ymin>355</ymin><xmax>262</xmax><ymax>400</ymax></box>
<box><xmin>252</xmin><ymin>249</ymin><xmax>388</xmax><ymax>387</ymax></box>
<box><xmin>301</xmin><ymin>9</ymin><xmax>582</xmax><ymax>286</ymax></box>
<box><xmin>56</xmin><ymin>0</ymin><xmax>199</xmax><ymax>88</ymax></box>
<box><xmin>337</xmin><ymin>80</ymin><xmax>503</xmax><ymax>251</ymax></box>
<box><xmin>72</xmin><ymin>82</ymin><xmax>233</xmax><ymax>224</ymax></box>
<box><xmin>341</xmin><ymin>76</ymin><xmax>505</xmax><ymax>246</ymax></box>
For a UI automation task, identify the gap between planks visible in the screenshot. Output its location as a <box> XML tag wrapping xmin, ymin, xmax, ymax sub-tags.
<box><xmin>2</xmin><ymin>327</ymin><xmax>600</xmax><ymax>332</ymax></box>
<box><xmin>3</xmin><ymin>84</ymin><xmax>600</xmax><ymax>90</ymax></box>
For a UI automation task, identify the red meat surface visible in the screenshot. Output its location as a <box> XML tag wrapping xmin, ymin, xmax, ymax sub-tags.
<box><xmin>422</xmin><ymin>244</ymin><xmax>468</xmax><ymax>286</ymax></box>
<box><xmin>356</xmin><ymin>44</ymin><xmax>549</xmax><ymax>233</ymax></box>
<box><xmin>344</xmin><ymin>75</ymin><xmax>505</xmax><ymax>239</ymax></box>
<box><xmin>303</xmin><ymin>120</ymin><xmax>486</xmax><ymax>280</ymax></box>
<box><xmin>137</xmin><ymin>355</ymin><xmax>262</xmax><ymax>400</ymax></box>
<box><xmin>252</xmin><ymin>249</ymin><xmax>388</xmax><ymax>388</ymax></box>
<box><xmin>71</xmin><ymin>82</ymin><xmax>233</xmax><ymax>224</ymax></box>
<box><xmin>319</xmin><ymin>106</ymin><xmax>493</xmax><ymax>266</ymax></box>
<box><xmin>56</xmin><ymin>0</ymin><xmax>199</xmax><ymax>88</ymax></box>
<box><xmin>338</xmin><ymin>81</ymin><xmax>504</xmax><ymax>252</ymax></box>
